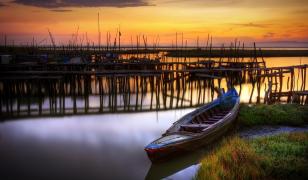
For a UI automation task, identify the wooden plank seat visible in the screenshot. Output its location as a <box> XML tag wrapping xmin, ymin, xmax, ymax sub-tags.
<box><xmin>202</xmin><ymin>121</ymin><xmax>216</xmax><ymax>124</ymax></box>
<box><xmin>208</xmin><ymin>117</ymin><xmax>221</xmax><ymax>121</ymax></box>
<box><xmin>216</xmin><ymin>113</ymin><xmax>227</xmax><ymax>116</ymax></box>
<box><xmin>180</xmin><ymin>124</ymin><xmax>210</xmax><ymax>132</ymax></box>
<box><xmin>209</xmin><ymin>116</ymin><xmax>222</xmax><ymax>119</ymax></box>
<box><xmin>212</xmin><ymin>115</ymin><xmax>225</xmax><ymax>118</ymax></box>
<box><xmin>203</xmin><ymin>119</ymin><xmax>219</xmax><ymax>123</ymax></box>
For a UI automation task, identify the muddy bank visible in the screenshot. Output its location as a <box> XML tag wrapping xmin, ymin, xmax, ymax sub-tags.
<box><xmin>239</xmin><ymin>125</ymin><xmax>308</xmax><ymax>139</ymax></box>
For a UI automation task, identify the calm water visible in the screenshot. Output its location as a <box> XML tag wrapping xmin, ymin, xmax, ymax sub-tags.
<box><xmin>0</xmin><ymin>108</ymin><xmax>206</xmax><ymax>180</ymax></box>
<box><xmin>2</xmin><ymin>109</ymin><xmax>307</xmax><ymax>180</ymax></box>
<box><xmin>0</xmin><ymin>56</ymin><xmax>308</xmax><ymax>179</ymax></box>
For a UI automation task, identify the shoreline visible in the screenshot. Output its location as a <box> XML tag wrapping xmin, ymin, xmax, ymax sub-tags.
<box><xmin>195</xmin><ymin>103</ymin><xmax>308</xmax><ymax>180</ymax></box>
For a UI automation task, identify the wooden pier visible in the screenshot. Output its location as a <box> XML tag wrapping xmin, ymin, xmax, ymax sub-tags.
<box><xmin>0</xmin><ymin>42</ymin><xmax>307</xmax><ymax>120</ymax></box>
<box><xmin>0</xmin><ymin>59</ymin><xmax>307</xmax><ymax>120</ymax></box>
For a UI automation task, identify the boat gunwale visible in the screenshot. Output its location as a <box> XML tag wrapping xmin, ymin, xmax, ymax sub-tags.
<box><xmin>167</xmin><ymin>91</ymin><xmax>240</xmax><ymax>133</ymax></box>
<box><xmin>148</xmin><ymin>94</ymin><xmax>240</xmax><ymax>148</ymax></box>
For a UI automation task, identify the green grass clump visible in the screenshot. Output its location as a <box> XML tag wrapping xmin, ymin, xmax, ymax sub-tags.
<box><xmin>195</xmin><ymin>137</ymin><xmax>264</xmax><ymax>180</ymax></box>
<box><xmin>238</xmin><ymin>104</ymin><xmax>308</xmax><ymax>126</ymax></box>
<box><xmin>251</xmin><ymin>132</ymin><xmax>308</xmax><ymax>179</ymax></box>
<box><xmin>196</xmin><ymin>132</ymin><xmax>308</xmax><ymax>180</ymax></box>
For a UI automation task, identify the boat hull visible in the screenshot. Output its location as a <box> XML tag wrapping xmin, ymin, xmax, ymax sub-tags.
<box><xmin>145</xmin><ymin>88</ymin><xmax>240</xmax><ymax>162</ymax></box>
<box><xmin>145</xmin><ymin>102</ymin><xmax>239</xmax><ymax>162</ymax></box>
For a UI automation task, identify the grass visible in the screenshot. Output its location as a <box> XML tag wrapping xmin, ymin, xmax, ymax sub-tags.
<box><xmin>251</xmin><ymin>133</ymin><xmax>308</xmax><ymax>179</ymax></box>
<box><xmin>195</xmin><ymin>132</ymin><xmax>308</xmax><ymax>180</ymax></box>
<box><xmin>195</xmin><ymin>137</ymin><xmax>264</xmax><ymax>180</ymax></box>
<box><xmin>238</xmin><ymin>104</ymin><xmax>308</xmax><ymax>126</ymax></box>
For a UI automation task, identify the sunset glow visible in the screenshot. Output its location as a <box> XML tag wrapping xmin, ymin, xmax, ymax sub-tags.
<box><xmin>0</xmin><ymin>0</ymin><xmax>307</xmax><ymax>46</ymax></box>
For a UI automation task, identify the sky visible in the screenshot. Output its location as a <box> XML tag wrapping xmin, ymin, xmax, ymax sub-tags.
<box><xmin>0</xmin><ymin>0</ymin><xmax>308</xmax><ymax>47</ymax></box>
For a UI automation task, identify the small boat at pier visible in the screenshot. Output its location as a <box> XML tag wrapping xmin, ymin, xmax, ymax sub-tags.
<box><xmin>145</xmin><ymin>88</ymin><xmax>240</xmax><ymax>162</ymax></box>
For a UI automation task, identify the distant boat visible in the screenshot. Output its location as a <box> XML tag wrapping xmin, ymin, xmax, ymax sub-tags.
<box><xmin>145</xmin><ymin>88</ymin><xmax>240</xmax><ymax>162</ymax></box>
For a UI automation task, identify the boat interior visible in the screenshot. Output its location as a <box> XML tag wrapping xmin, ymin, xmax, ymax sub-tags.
<box><xmin>179</xmin><ymin>104</ymin><xmax>233</xmax><ymax>133</ymax></box>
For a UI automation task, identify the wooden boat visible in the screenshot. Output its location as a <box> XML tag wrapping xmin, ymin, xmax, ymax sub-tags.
<box><xmin>145</xmin><ymin>88</ymin><xmax>240</xmax><ymax>162</ymax></box>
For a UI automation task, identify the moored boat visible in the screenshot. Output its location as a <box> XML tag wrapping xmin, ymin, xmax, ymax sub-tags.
<box><xmin>145</xmin><ymin>88</ymin><xmax>240</xmax><ymax>162</ymax></box>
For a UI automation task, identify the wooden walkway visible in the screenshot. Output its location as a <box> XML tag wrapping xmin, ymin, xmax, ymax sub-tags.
<box><xmin>0</xmin><ymin>61</ymin><xmax>307</xmax><ymax>120</ymax></box>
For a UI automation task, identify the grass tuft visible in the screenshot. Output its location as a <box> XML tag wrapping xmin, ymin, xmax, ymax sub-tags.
<box><xmin>195</xmin><ymin>137</ymin><xmax>264</xmax><ymax>180</ymax></box>
<box><xmin>196</xmin><ymin>132</ymin><xmax>308</xmax><ymax>180</ymax></box>
<box><xmin>251</xmin><ymin>132</ymin><xmax>308</xmax><ymax>179</ymax></box>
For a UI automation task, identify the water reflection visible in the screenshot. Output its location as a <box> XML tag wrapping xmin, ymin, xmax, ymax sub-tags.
<box><xmin>145</xmin><ymin>148</ymin><xmax>205</xmax><ymax>180</ymax></box>
<box><xmin>2</xmin><ymin>110</ymin><xmax>307</xmax><ymax>179</ymax></box>
<box><xmin>0</xmin><ymin>108</ymin><xmax>206</xmax><ymax>180</ymax></box>
<box><xmin>0</xmin><ymin>57</ymin><xmax>307</xmax><ymax>118</ymax></box>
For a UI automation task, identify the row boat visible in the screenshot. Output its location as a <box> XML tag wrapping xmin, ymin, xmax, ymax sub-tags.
<box><xmin>145</xmin><ymin>88</ymin><xmax>240</xmax><ymax>162</ymax></box>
